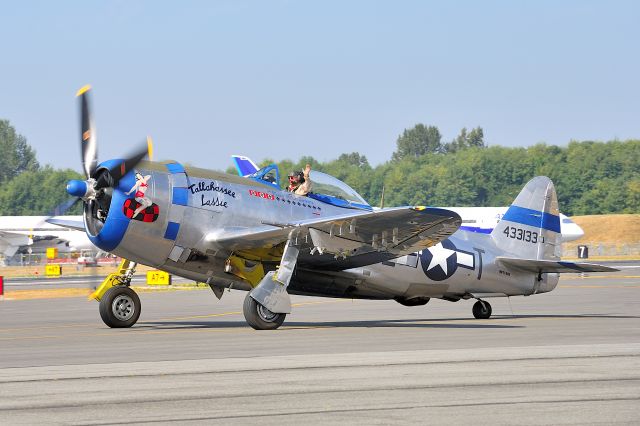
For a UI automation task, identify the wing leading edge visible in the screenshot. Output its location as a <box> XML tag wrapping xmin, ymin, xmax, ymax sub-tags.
<box><xmin>0</xmin><ymin>231</ymin><xmax>30</xmax><ymax>258</ymax></box>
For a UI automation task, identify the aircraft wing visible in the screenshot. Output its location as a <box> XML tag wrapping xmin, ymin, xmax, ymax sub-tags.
<box><xmin>208</xmin><ymin>207</ymin><xmax>461</xmax><ymax>270</ymax></box>
<box><xmin>0</xmin><ymin>231</ymin><xmax>30</xmax><ymax>258</ymax></box>
<box><xmin>496</xmin><ymin>257</ymin><xmax>619</xmax><ymax>273</ymax></box>
<box><xmin>46</xmin><ymin>218</ymin><xmax>86</xmax><ymax>232</ymax></box>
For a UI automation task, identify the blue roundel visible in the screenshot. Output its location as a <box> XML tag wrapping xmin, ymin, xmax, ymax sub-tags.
<box><xmin>66</xmin><ymin>180</ymin><xmax>88</xmax><ymax>198</ymax></box>
<box><xmin>419</xmin><ymin>239</ymin><xmax>459</xmax><ymax>281</ymax></box>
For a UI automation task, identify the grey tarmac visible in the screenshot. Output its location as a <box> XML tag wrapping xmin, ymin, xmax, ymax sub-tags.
<box><xmin>0</xmin><ymin>267</ymin><xmax>639</xmax><ymax>425</ymax></box>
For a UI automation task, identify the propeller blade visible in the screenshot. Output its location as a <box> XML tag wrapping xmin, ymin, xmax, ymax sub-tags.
<box><xmin>77</xmin><ymin>85</ymin><xmax>98</xmax><ymax>179</ymax></box>
<box><xmin>48</xmin><ymin>197</ymin><xmax>82</xmax><ymax>217</ymax></box>
<box><xmin>95</xmin><ymin>138</ymin><xmax>150</xmax><ymax>189</ymax></box>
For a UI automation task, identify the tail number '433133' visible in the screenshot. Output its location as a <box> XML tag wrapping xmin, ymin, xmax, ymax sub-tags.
<box><xmin>503</xmin><ymin>226</ymin><xmax>538</xmax><ymax>243</ymax></box>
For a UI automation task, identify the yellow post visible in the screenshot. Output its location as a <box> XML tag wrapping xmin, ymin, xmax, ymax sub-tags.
<box><xmin>46</xmin><ymin>248</ymin><xmax>58</xmax><ymax>260</ymax></box>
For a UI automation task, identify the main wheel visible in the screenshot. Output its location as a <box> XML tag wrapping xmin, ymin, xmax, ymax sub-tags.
<box><xmin>243</xmin><ymin>293</ymin><xmax>286</xmax><ymax>330</ymax></box>
<box><xmin>472</xmin><ymin>300</ymin><xmax>492</xmax><ymax>319</ymax></box>
<box><xmin>99</xmin><ymin>286</ymin><xmax>141</xmax><ymax>328</ymax></box>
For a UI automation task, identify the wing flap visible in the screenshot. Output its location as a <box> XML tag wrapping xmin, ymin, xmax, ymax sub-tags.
<box><xmin>496</xmin><ymin>257</ymin><xmax>618</xmax><ymax>273</ymax></box>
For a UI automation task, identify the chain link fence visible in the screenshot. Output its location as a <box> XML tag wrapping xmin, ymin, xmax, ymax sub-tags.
<box><xmin>1</xmin><ymin>252</ymin><xmax>118</xmax><ymax>267</ymax></box>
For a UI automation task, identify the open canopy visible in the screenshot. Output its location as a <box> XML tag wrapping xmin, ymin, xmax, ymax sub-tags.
<box><xmin>248</xmin><ymin>164</ymin><xmax>372</xmax><ymax>210</ymax></box>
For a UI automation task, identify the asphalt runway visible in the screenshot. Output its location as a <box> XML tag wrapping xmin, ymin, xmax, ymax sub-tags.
<box><xmin>1</xmin><ymin>268</ymin><xmax>639</xmax><ymax>424</ymax></box>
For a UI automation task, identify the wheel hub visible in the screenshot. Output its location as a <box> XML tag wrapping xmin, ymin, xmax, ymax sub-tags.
<box><xmin>112</xmin><ymin>294</ymin><xmax>135</xmax><ymax>321</ymax></box>
<box><xmin>257</xmin><ymin>304</ymin><xmax>279</xmax><ymax>322</ymax></box>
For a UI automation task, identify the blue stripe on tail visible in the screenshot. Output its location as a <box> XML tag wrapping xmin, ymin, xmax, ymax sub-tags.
<box><xmin>502</xmin><ymin>205</ymin><xmax>560</xmax><ymax>233</ymax></box>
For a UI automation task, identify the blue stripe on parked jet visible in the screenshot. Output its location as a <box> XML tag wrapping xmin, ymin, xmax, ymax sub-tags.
<box><xmin>460</xmin><ymin>226</ymin><xmax>492</xmax><ymax>234</ymax></box>
<box><xmin>502</xmin><ymin>205</ymin><xmax>561</xmax><ymax>233</ymax></box>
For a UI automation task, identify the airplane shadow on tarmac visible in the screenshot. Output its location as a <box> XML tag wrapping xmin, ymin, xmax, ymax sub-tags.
<box><xmin>137</xmin><ymin>318</ymin><xmax>522</xmax><ymax>330</ymax></box>
<box><xmin>136</xmin><ymin>313</ymin><xmax>639</xmax><ymax>331</ymax></box>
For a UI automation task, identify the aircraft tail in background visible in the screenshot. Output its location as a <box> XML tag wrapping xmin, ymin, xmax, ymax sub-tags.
<box><xmin>231</xmin><ymin>155</ymin><xmax>259</xmax><ymax>177</ymax></box>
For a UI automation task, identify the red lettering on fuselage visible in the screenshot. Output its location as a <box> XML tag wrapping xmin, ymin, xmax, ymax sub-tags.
<box><xmin>248</xmin><ymin>189</ymin><xmax>275</xmax><ymax>200</ymax></box>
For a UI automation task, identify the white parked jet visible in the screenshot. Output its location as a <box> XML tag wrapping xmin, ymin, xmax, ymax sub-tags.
<box><xmin>0</xmin><ymin>215</ymin><xmax>95</xmax><ymax>259</ymax></box>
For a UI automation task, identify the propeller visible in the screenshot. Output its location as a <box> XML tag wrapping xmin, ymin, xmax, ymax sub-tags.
<box><xmin>66</xmin><ymin>86</ymin><xmax>150</xmax><ymax>208</ymax></box>
<box><xmin>48</xmin><ymin>196</ymin><xmax>81</xmax><ymax>217</ymax></box>
<box><xmin>78</xmin><ymin>85</ymin><xmax>97</xmax><ymax>179</ymax></box>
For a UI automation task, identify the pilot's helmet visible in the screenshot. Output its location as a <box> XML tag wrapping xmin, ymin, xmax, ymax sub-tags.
<box><xmin>288</xmin><ymin>170</ymin><xmax>305</xmax><ymax>183</ymax></box>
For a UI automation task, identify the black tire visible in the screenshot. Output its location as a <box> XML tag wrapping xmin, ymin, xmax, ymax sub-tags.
<box><xmin>243</xmin><ymin>292</ymin><xmax>286</xmax><ymax>330</ymax></box>
<box><xmin>395</xmin><ymin>296</ymin><xmax>430</xmax><ymax>307</ymax></box>
<box><xmin>472</xmin><ymin>300</ymin><xmax>492</xmax><ymax>319</ymax></box>
<box><xmin>99</xmin><ymin>286</ymin><xmax>141</xmax><ymax>328</ymax></box>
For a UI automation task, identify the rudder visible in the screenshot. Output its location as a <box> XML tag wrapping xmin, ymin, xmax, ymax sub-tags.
<box><xmin>490</xmin><ymin>176</ymin><xmax>561</xmax><ymax>260</ymax></box>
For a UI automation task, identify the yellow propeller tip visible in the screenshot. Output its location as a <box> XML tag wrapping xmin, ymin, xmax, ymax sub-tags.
<box><xmin>147</xmin><ymin>136</ymin><xmax>154</xmax><ymax>161</ymax></box>
<box><xmin>76</xmin><ymin>85</ymin><xmax>92</xmax><ymax>97</ymax></box>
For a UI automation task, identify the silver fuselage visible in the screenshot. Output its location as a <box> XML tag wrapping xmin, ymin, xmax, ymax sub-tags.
<box><xmin>87</xmin><ymin>161</ymin><xmax>558</xmax><ymax>303</ymax></box>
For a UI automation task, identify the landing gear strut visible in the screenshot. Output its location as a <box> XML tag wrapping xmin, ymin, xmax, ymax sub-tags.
<box><xmin>247</xmin><ymin>235</ymin><xmax>300</xmax><ymax>330</ymax></box>
<box><xmin>472</xmin><ymin>300</ymin><xmax>492</xmax><ymax>319</ymax></box>
<box><xmin>91</xmin><ymin>259</ymin><xmax>142</xmax><ymax>328</ymax></box>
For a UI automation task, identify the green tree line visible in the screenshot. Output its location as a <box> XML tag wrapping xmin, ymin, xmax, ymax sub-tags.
<box><xmin>0</xmin><ymin>120</ymin><xmax>83</xmax><ymax>215</ymax></box>
<box><xmin>239</xmin><ymin>125</ymin><xmax>639</xmax><ymax>215</ymax></box>
<box><xmin>1</xmin><ymin>119</ymin><xmax>639</xmax><ymax>216</ymax></box>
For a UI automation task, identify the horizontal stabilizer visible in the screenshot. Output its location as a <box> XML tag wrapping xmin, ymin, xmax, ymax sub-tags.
<box><xmin>496</xmin><ymin>257</ymin><xmax>618</xmax><ymax>273</ymax></box>
<box><xmin>46</xmin><ymin>218</ymin><xmax>85</xmax><ymax>232</ymax></box>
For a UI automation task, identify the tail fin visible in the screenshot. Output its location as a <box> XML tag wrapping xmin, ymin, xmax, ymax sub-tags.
<box><xmin>490</xmin><ymin>176</ymin><xmax>561</xmax><ymax>260</ymax></box>
<box><xmin>231</xmin><ymin>155</ymin><xmax>259</xmax><ymax>177</ymax></box>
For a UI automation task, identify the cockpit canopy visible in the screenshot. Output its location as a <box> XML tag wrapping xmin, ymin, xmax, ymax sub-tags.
<box><xmin>248</xmin><ymin>164</ymin><xmax>371</xmax><ymax>210</ymax></box>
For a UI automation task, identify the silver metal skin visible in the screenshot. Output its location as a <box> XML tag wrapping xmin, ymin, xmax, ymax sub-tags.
<box><xmin>80</xmin><ymin>160</ymin><xmax>615</xmax><ymax>326</ymax></box>
<box><xmin>250</xmin><ymin>272</ymin><xmax>292</xmax><ymax>313</ymax></box>
<box><xmin>91</xmin><ymin>160</ymin><xmax>462</xmax><ymax>290</ymax></box>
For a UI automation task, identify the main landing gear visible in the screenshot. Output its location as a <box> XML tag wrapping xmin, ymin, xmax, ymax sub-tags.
<box><xmin>245</xmin><ymin>235</ymin><xmax>300</xmax><ymax>330</ymax></box>
<box><xmin>91</xmin><ymin>259</ymin><xmax>141</xmax><ymax>328</ymax></box>
<box><xmin>99</xmin><ymin>286</ymin><xmax>141</xmax><ymax>328</ymax></box>
<box><xmin>243</xmin><ymin>292</ymin><xmax>286</xmax><ymax>330</ymax></box>
<box><xmin>472</xmin><ymin>299</ymin><xmax>492</xmax><ymax>319</ymax></box>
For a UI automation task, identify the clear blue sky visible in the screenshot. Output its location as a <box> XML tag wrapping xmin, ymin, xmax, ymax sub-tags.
<box><xmin>1</xmin><ymin>0</ymin><xmax>638</xmax><ymax>172</ymax></box>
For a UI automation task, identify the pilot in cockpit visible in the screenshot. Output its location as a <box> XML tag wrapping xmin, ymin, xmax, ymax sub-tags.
<box><xmin>287</xmin><ymin>164</ymin><xmax>312</xmax><ymax>196</ymax></box>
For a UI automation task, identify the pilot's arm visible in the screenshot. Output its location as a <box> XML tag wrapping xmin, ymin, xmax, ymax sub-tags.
<box><xmin>295</xmin><ymin>164</ymin><xmax>312</xmax><ymax>196</ymax></box>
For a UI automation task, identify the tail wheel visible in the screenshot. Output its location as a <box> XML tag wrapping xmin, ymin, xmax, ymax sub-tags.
<box><xmin>472</xmin><ymin>300</ymin><xmax>492</xmax><ymax>319</ymax></box>
<box><xmin>99</xmin><ymin>286</ymin><xmax>141</xmax><ymax>328</ymax></box>
<box><xmin>243</xmin><ymin>292</ymin><xmax>286</xmax><ymax>330</ymax></box>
